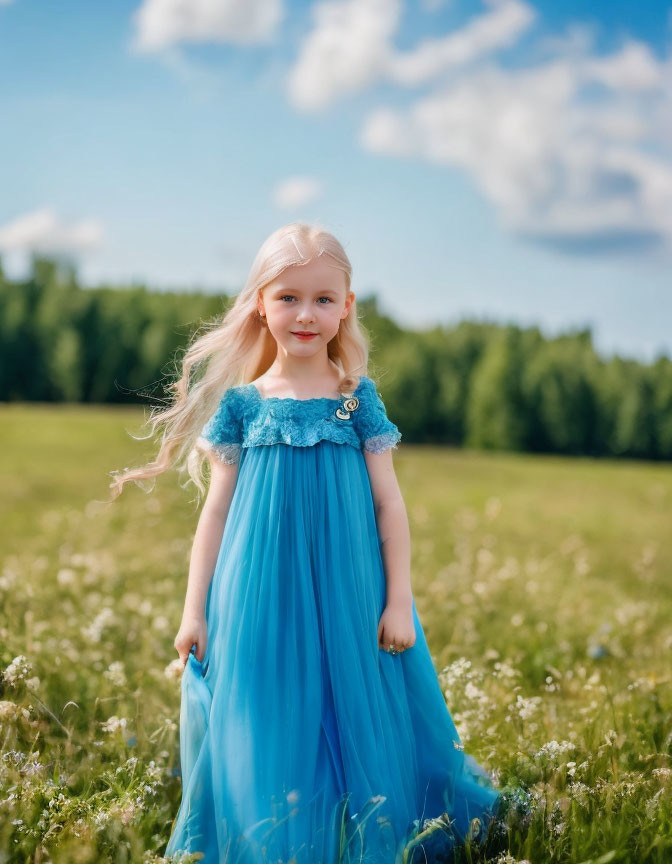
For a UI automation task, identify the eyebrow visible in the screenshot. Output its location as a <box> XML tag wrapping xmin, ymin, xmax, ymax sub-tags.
<box><xmin>272</xmin><ymin>286</ymin><xmax>340</xmax><ymax>296</ymax></box>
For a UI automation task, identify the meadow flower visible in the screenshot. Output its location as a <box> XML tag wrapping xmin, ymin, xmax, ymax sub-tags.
<box><xmin>464</xmin><ymin>681</ymin><xmax>491</xmax><ymax>709</ymax></box>
<box><xmin>101</xmin><ymin>715</ymin><xmax>128</xmax><ymax>733</ymax></box>
<box><xmin>652</xmin><ymin>767</ymin><xmax>672</xmax><ymax>781</ymax></box>
<box><xmin>103</xmin><ymin>661</ymin><xmax>127</xmax><ymax>687</ymax></box>
<box><xmin>534</xmin><ymin>739</ymin><xmax>575</xmax><ymax>761</ymax></box>
<box><xmin>0</xmin><ymin>566</ymin><xmax>18</xmax><ymax>591</ymax></box>
<box><xmin>513</xmin><ymin>693</ymin><xmax>542</xmax><ymax>720</ymax></box>
<box><xmin>81</xmin><ymin>607</ymin><xmax>116</xmax><ymax>643</ymax></box>
<box><xmin>440</xmin><ymin>657</ymin><xmax>473</xmax><ymax>686</ymax></box>
<box><xmin>165</xmin><ymin>658</ymin><xmax>183</xmax><ymax>680</ymax></box>
<box><xmin>484</xmin><ymin>496</ymin><xmax>502</xmax><ymax>521</ymax></box>
<box><xmin>495</xmin><ymin>855</ymin><xmax>531</xmax><ymax>864</ymax></box>
<box><xmin>152</xmin><ymin>615</ymin><xmax>170</xmax><ymax>632</ymax></box>
<box><xmin>0</xmin><ymin>700</ymin><xmax>29</xmax><ymax>720</ymax></box>
<box><xmin>545</xmin><ymin>675</ymin><xmax>558</xmax><ymax>692</ymax></box>
<box><xmin>567</xmin><ymin>781</ymin><xmax>592</xmax><ymax>806</ymax></box>
<box><xmin>493</xmin><ymin>660</ymin><xmax>520</xmax><ymax>680</ymax></box>
<box><xmin>3</xmin><ymin>655</ymin><xmax>32</xmax><ymax>685</ymax></box>
<box><xmin>56</xmin><ymin>567</ymin><xmax>76</xmax><ymax>587</ymax></box>
<box><xmin>646</xmin><ymin>788</ymin><xmax>665</xmax><ymax>819</ymax></box>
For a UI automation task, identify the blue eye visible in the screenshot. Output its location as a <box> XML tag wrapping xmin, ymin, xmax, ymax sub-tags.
<box><xmin>279</xmin><ymin>296</ymin><xmax>332</xmax><ymax>303</ymax></box>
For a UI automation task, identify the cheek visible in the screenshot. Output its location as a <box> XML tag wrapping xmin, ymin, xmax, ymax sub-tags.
<box><xmin>321</xmin><ymin>304</ymin><xmax>342</xmax><ymax>319</ymax></box>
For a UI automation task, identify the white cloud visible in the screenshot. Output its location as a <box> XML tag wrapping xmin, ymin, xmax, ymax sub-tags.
<box><xmin>131</xmin><ymin>0</ymin><xmax>284</xmax><ymax>53</ymax></box>
<box><xmin>287</xmin><ymin>0</ymin><xmax>535</xmax><ymax>110</ymax></box>
<box><xmin>286</xmin><ymin>0</ymin><xmax>402</xmax><ymax>112</ymax></box>
<box><xmin>273</xmin><ymin>176</ymin><xmax>324</xmax><ymax>209</ymax></box>
<box><xmin>387</xmin><ymin>0</ymin><xmax>536</xmax><ymax>87</ymax></box>
<box><xmin>580</xmin><ymin>39</ymin><xmax>663</xmax><ymax>91</ymax></box>
<box><xmin>361</xmin><ymin>41</ymin><xmax>672</xmax><ymax>251</ymax></box>
<box><xmin>0</xmin><ymin>208</ymin><xmax>103</xmax><ymax>255</ymax></box>
<box><xmin>125</xmin><ymin>0</ymin><xmax>672</xmax><ymax>255</ymax></box>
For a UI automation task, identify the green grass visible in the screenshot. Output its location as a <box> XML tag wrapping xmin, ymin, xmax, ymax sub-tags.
<box><xmin>1</xmin><ymin>404</ymin><xmax>671</xmax><ymax>863</ymax></box>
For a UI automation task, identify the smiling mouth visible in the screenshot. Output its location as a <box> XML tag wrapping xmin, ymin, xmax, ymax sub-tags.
<box><xmin>292</xmin><ymin>331</ymin><xmax>318</xmax><ymax>336</ymax></box>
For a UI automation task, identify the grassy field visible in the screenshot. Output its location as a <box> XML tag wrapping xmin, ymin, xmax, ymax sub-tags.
<box><xmin>1</xmin><ymin>403</ymin><xmax>671</xmax><ymax>863</ymax></box>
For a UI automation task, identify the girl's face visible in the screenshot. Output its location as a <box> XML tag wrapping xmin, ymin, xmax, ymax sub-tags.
<box><xmin>258</xmin><ymin>256</ymin><xmax>354</xmax><ymax>354</ymax></box>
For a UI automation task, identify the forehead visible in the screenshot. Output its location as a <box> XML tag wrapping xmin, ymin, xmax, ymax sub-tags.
<box><xmin>270</xmin><ymin>255</ymin><xmax>346</xmax><ymax>293</ymax></box>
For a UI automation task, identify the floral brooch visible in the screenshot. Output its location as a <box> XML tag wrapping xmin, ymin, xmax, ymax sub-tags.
<box><xmin>334</xmin><ymin>392</ymin><xmax>360</xmax><ymax>421</ymax></box>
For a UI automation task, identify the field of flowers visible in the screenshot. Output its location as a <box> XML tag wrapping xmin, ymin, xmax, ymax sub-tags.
<box><xmin>1</xmin><ymin>404</ymin><xmax>671</xmax><ymax>863</ymax></box>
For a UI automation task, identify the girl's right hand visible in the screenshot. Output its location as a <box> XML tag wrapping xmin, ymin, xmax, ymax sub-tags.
<box><xmin>174</xmin><ymin>614</ymin><xmax>208</xmax><ymax>669</ymax></box>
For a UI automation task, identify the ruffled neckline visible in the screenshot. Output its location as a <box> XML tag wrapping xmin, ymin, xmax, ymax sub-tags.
<box><xmin>245</xmin><ymin>377</ymin><xmax>366</xmax><ymax>405</ymax></box>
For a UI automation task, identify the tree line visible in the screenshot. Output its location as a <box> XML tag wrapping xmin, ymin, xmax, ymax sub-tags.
<box><xmin>1</xmin><ymin>255</ymin><xmax>671</xmax><ymax>460</ymax></box>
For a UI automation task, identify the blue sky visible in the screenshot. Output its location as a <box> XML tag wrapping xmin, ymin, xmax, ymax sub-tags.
<box><xmin>1</xmin><ymin>0</ymin><xmax>671</xmax><ymax>362</ymax></box>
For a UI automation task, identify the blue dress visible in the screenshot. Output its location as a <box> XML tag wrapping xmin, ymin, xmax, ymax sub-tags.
<box><xmin>164</xmin><ymin>376</ymin><xmax>501</xmax><ymax>863</ymax></box>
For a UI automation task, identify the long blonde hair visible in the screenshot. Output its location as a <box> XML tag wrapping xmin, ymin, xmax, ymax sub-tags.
<box><xmin>108</xmin><ymin>222</ymin><xmax>371</xmax><ymax>502</ymax></box>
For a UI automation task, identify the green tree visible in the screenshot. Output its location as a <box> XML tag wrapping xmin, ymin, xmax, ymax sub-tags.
<box><xmin>465</xmin><ymin>326</ymin><xmax>527</xmax><ymax>450</ymax></box>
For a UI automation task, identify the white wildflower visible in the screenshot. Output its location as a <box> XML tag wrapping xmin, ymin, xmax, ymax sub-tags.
<box><xmin>485</xmin><ymin>497</ymin><xmax>501</xmax><ymax>521</ymax></box>
<box><xmin>3</xmin><ymin>655</ymin><xmax>32</xmax><ymax>685</ymax></box>
<box><xmin>56</xmin><ymin>568</ymin><xmax>76</xmax><ymax>587</ymax></box>
<box><xmin>535</xmin><ymin>739</ymin><xmax>575</xmax><ymax>761</ymax></box>
<box><xmin>164</xmin><ymin>658</ymin><xmax>183</xmax><ymax>680</ymax></box>
<box><xmin>101</xmin><ymin>715</ymin><xmax>128</xmax><ymax>733</ymax></box>
<box><xmin>567</xmin><ymin>781</ymin><xmax>591</xmax><ymax>806</ymax></box>
<box><xmin>81</xmin><ymin>607</ymin><xmax>116</xmax><ymax>643</ymax></box>
<box><xmin>152</xmin><ymin>615</ymin><xmax>170</xmax><ymax>632</ymax></box>
<box><xmin>103</xmin><ymin>661</ymin><xmax>127</xmax><ymax>688</ymax></box>
<box><xmin>493</xmin><ymin>661</ymin><xmax>520</xmax><ymax>680</ymax></box>
<box><xmin>0</xmin><ymin>700</ymin><xmax>19</xmax><ymax>720</ymax></box>
<box><xmin>514</xmin><ymin>693</ymin><xmax>542</xmax><ymax>720</ymax></box>
<box><xmin>646</xmin><ymin>788</ymin><xmax>664</xmax><ymax>819</ymax></box>
<box><xmin>495</xmin><ymin>854</ymin><xmax>531</xmax><ymax>864</ymax></box>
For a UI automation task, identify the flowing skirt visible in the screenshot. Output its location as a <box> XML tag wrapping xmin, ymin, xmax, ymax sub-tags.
<box><xmin>165</xmin><ymin>441</ymin><xmax>501</xmax><ymax>863</ymax></box>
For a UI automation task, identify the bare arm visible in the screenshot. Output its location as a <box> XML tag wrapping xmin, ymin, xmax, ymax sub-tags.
<box><xmin>364</xmin><ymin>449</ymin><xmax>416</xmax><ymax>651</ymax></box>
<box><xmin>364</xmin><ymin>448</ymin><xmax>412</xmax><ymax>605</ymax></box>
<box><xmin>174</xmin><ymin>452</ymin><xmax>239</xmax><ymax>665</ymax></box>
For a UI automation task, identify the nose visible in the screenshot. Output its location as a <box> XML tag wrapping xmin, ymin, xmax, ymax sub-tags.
<box><xmin>296</xmin><ymin>303</ymin><xmax>316</xmax><ymax>324</ymax></box>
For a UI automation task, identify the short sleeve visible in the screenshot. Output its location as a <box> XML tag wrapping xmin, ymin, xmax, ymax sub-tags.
<box><xmin>196</xmin><ymin>387</ymin><xmax>242</xmax><ymax>464</ymax></box>
<box><xmin>355</xmin><ymin>377</ymin><xmax>402</xmax><ymax>454</ymax></box>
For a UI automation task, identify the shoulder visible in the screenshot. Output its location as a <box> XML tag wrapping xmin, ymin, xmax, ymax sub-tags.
<box><xmin>352</xmin><ymin>375</ymin><xmax>389</xmax><ymax>410</ymax></box>
<box><xmin>352</xmin><ymin>375</ymin><xmax>378</xmax><ymax>400</ymax></box>
<box><xmin>201</xmin><ymin>385</ymin><xmax>246</xmax><ymax>436</ymax></box>
<box><xmin>214</xmin><ymin>384</ymin><xmax>250</xmax><ymax>413</ymax></box>
<box><xmin>351</xmin><ymin>375</ymin><xmax>401</xmax><ymax>453</ymax></box>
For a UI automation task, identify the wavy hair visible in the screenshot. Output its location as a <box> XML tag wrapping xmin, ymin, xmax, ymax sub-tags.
<box><xmin>108</xmin><ymin>222</ymin><xmax>372</xmax><ymax>503</ymax></box>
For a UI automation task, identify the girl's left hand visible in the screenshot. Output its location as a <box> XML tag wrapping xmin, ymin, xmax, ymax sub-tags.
<box><xmin>377</xmin><ymin>599</ymin><xmax>416</xmax><ymax>653</ymax></box>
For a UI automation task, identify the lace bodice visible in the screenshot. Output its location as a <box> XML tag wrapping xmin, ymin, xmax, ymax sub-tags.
<box><xmin>197</xmin><ymin>375</ymin><xmax>402</xmax><ymax>464</ymax></box>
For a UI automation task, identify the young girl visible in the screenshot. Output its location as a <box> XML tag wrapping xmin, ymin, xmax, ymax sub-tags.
<box><xmin>110</xmin><ymin>223</ymin><xmax>502</xmax><ymax>863</ymax></box>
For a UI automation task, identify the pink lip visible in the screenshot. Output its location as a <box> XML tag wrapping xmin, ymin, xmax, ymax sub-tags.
<box><xmin>292</xmin><ymin>332</ymin><xmax>318</xmax><ymax>338</ymax></box>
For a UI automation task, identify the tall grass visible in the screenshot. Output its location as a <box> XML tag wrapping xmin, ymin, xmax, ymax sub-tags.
<box><xmin>0</xmin><ymin>405</ymin><xmax>670</xmax><ymax>862</ymax></box>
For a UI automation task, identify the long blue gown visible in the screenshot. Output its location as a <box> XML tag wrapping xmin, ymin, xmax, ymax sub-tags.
<box><xmin>164</xmin><ymin>375</ymin><xmax>501</xmax><ymax>863</ymax></box>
